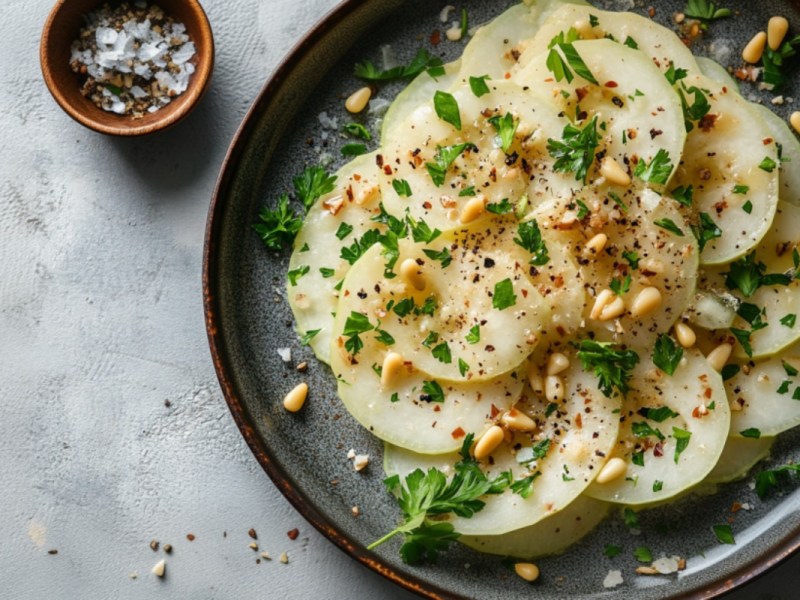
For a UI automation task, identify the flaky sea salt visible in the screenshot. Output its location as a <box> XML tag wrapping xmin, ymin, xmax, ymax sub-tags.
<box><xmin>603</xmin><ymin>570</ymin><xmax>624</xmax><ymax>588</ymax></box>
<box><xmin>69</xmin><ymin>2</ymin><xmax>196</xmax><ymax>118</ymax></box>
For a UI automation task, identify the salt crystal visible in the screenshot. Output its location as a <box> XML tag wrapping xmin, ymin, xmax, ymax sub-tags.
<box><xmin>111</xmin><ymin>101</ymin><xmax>127</xmax><ymax>114</ymax></box>
<box><xmin>353</xmin><ymin>455</ymin><xmax>370</xmax><ymax>471</ymax></box>
<box><xmin>652</xmin><ymin>556</ymin><xmax>681</xmax><ymax>574</ymax></box>
<box><xmin>439</xmin><ymin>5</ymin><xmax>455</xmax><ymax>22</ymax></box>
<box><xmin>138</xmin><ymin>42</ymin><xmax>163</xmax><ymax>62</ymax></box>
<box><xmin>318</xmin><ymin>111</ymin><xmax>338</xmax><ymax>130</ymax></box>
<box><xmin>130</xmin><ymin>86</ymin><xmax>148</xmax><ymax>99</ymax></box>
<box><xmin>347</xmin><ymin>449</ymin><xmax>356</xmax><ymax>459</ymax></box>
<box><xmin>367</xmin><ymin>97</ymin><xmax>391</xmax><ymax>116</ymax></box>
<box><xmin>171</xmin><ymin>42</ymin><xmax>196</xmax><ymax>65</ymax></box>
<box><xmin>96</xmin><ymin>27</ymin><xmax>118</xmax><ymax>45</ymax></box>
<box><xmin>603</xmin><ymin>570</ymin><xmax>624</xmax><ymax>589</ymax></box>
<box><xmin>277</xmin><ymin>348</ymin><xmax>292</xmax><ymax>362</ymax></box>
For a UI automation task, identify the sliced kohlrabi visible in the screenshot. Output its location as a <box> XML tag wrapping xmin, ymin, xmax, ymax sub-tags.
<box><xmin>705</xmin><ymin>436</ymin><xmax>774</xmax><ymax>484</ymax></box>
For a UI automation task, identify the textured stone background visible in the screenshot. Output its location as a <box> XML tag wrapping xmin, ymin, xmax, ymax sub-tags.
<box><xmin>0</xmin><ymin>0</ymin><xmax>797</xmax><ymax>597</ymax></box>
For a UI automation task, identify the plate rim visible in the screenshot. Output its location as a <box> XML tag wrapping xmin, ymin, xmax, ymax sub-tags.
<box><xmin>202</xmin><ymin>1</ymin><xmax>800</xmax><ymax>597</ymax></box>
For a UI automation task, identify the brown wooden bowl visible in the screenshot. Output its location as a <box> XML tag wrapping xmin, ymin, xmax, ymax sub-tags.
<box><xmin>40</xmin><ymin>0</ymin><xmax>214</xmax><ymax>136</ymax></box>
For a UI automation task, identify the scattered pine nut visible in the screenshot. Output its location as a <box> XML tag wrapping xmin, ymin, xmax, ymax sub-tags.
<box><xmin>742</xmin><ymin>31</ymin><xmax>767</xmax><ymax>64</ymax></box>
<box><xmin>674</xmin><ymin>322</ymin><xmax>696</xmax><ymax>348</ymax></box>
<box><xmin>283</xmin><ymin>382</ymin><xmax>308</xmax><ymax>413</ymax></box>
<box><xmin>546</xmin><ymin>352</ymin><xmax>570</xmax><ymax>376</ymax></box>
<box><xmin>151</xmin><ymin>559</ymin><xmax>166</xmax><ymax>577</ymax></box>
<box><xmin>380</xmin><ymin>352</ymin><xmax>404</xmax><ymax>387</ymax></box>
<box><xmin>706</xmin><ymin>343</ymin><xmax>733</xmax><ymax>372</ymax></box>
<box><xmin>630</xmin><ymin>286</ymin><xmax>662</xmax><ymax>317</ymax></box>
<box><xmin>768</xmin><ymin>16</ymin><xmax>789</xmax><ymax>51</ymax></box>
<box><xmin>399</xmin><ymin>258</ymin><xmax>426</xmax><ymax>291</ymax></box>
<box><xmin>545</xmin><ymin>374</ymin><xmax>565</xmax><ymax>402</ymax></box>
<box><xmin>474</xmin><ymin>425</ymin><xmax>504</xmax><ymax>460</ymax></box>
<box><xmin>790</xmin><ymin>111</ymin><xmax>800</xmax><ymax>135</ymax></box>
<box><xmin>514</xmin><ymin>562</ymin><xmax>540</xmax><ymax>582</ymax></box>
<box><xmin>279</xmin><ymin>552</ymin><xmax>289</xmax><ymax>564</ymax></box>
<box><xmin>460</xmin><ymin>196</ymin><xmax>485</xmax><ymax>223</ymax></box>
<box><xmin>353</xmin><ymin>454</ymin><xmax>370</xmax><ymax>471</ymax></box>
<box><xmin>590</xmin><ymin>289</ymin><xmax>615</xmax><ymax>320</ymax></box>
<box><xmin>595</xmin><ymin>457</ymin><xmax>627</xmax><ymax>484</ymax></box>
<box><xmin>249</xmin><ymin>542</ymin><xmax>259</xmax><ymax>551</ymax></box>
<box><xmin>583</xmin><ymin>233</ymin><xmax>608</xmax><ymax>258</ymax></box>
<box><xmin>248</xmin><ymin>528</ymin><xmax>258</xmax><ymax>540</ymax></box>
<box><xmin>501</xmin><ymin>408</ymin><xmax>537</xmax><ymax>432</ymax></box>
<box><xmin>149</xmin><ymin>540</ymin><xmax>159</xmax><ymax>551</ymax></box>
<box><xmin>345</xmin><ymin>87</ymin><xmax>371</xmax><ymax>113</ymax></box>
<box><xmin>598</xmin><ymin>296</ymin><xmax>625</xmax><ymax>321</ymax></box>
<box><xmin>528</xmin><ymin>367</ymin><xmax>544</xmax><ymax>395</ymax></box>
<box><xmin>600</xmin><ymin>157</ymin><xmax>631</xmax><ymax>186</ymax></box>
<box><xmin>260</xmin><ymin>551</ymin><xmax>272</xmax><ymax>560</ymax></box>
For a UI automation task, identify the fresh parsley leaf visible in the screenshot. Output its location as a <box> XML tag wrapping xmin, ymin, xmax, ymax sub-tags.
<box><xmin>633</xmin><ymin>149</ymin><xmax>674</xmax><ymax>185</ymax></box>
<box><xmin>654</xmin><ymin>218</ymin><xmax>685</xmax><ymax>237</ymax></box>
<box><xmin>341</xmin><ymin>143</ymin><xmax>367</xmax><ymax>157</ymax></box>
<box><xmin>634</xmin><ymin>546</ymin><xmax>653</xmax><ymax>563</ymax></box>
<box><xmin>678</xmin><ymin>84</ymin><xmax>711</xmax><ymax>132</ymax></box>
<box><xmin>559</xmin><ymin>42</ymin><xmax>598</xmax><ymax>84</ymax></box>
<box><xmin>762</xmin><ymin>35</ymin><xmax>800</xmax><ymax>90</ymax></box>
<box><xmin>355</xmin><ymin>48</ymin><xmax>441</xmax><ymax>81</ymax></box>
<box><xmin>575</xmin><ymin>199</ymin><xmax>590</xmax><ymax>219</ymax></box>
<box><xmin>253</xmin><ymin>194</ymin><xmax>303</xmax><ymax>251</ymax></box>
<box><xmin>781</xmin><ymin>313</ymin><xmax>797</xmax><ymax>328</ymax></box>
<box><xmin>755</xmin><ymin>462</ymin><xmax>800</xmax><ymax>498</ymax></box>
<box><xmin>486</xmin><ymin>198</ymin><xmax>513</xmax><ymax>214</ymax></box>
<box><xmin>432</xmin><ymin>342</ymin><xmax>452</xmax><ymax>364</ymax></box>
<box><xmin>300</xmin><ymin>329</ymin><xmax>321</xmax><ymax>345</ymax></box>
<box><xmin>742</xmin><ymin>200</ymin><xmax>753</xmax><ymax>214</ymax></box>
<box><xmin>547</xmin><ymin>116</ymin><xmax>599</xmax><ymax>184</ymax></box>
<box><xmin>287</xmin><ymin>265</ymin><xmax>310</xmax><ymax>286</ymax></box>
<box><xmin>459</xmin><ymin>186</ymin><xmax>477</xmax><ymax>197</ymax></box>
<box><xmin>510</xmin><ymin>473</ymin><xmax>540</xmax><ymax>499</ymax></box>
<box><xmin>622</xmin><ymin>250</ymin><xmax>640</xmax><ymax>270</ymax></box>
<box><xmin>335</xmin><ymin>222</ymin><xmax>354</xmax><ymax>240</ymax></box>
<box><xmin>608</xmin><ymin>191</ymin><xmax>628</xmax><ymax>212</ymax></box>
<box><xmin>604</xmin><ymin>544</ymin><xmax>622</xmax><ymax>558</ymax></box>
<box><xmin>724</xmin><ymin>250</ymin><xmax>792</xmax><ymax>297</ymax></box>
<box><xmin>713</xmin><ymin>524</ymin><xmax>735</xmax><ymax>545</ymax></box>
<box><xmin>721</xmin><ymin>364</ymin><xmax>741</xmax><ymax>381</ymax></box>
<box><xmin>514</xmin><ymin>220</ymin><xmax>550</xmax><ymax>266</ymax></box>
<box><xmin>652</xmin><ymin>335</ymin><xmax>683</xmax><ymax>376</ymax></box>
<box><xmin>691</xmin><ymin>212</ymin><xmax>722</xmax><ymax>252</ymax></box>
<box><xmin>488</xmin><ymin>112</ymin><xmax>518</xmax><ymax>153</ymax></box>
<box><xmin>589</xmin><ymin>14</ymin><xmax>600</xmax><ymax>27</ymax></box>
<box><xmin>665</xmin><ymin>63</ymin><xmax>688</xmax><ymax>85</ymax></box>
<box><xmin>423</xmin><ymin>247</ymin><xmax>452</xmax><ymax>268</ymax></box>
<box><xmin>671</xmin><ymin>184</ymin><xmax>693</xmax><ymax>207</ymax></box>
<box><xmin>632</xmin><ymin>421</ymin><xmax>666</xmax><ymax>441</ymax></box>
<box><xmin>408</xmin><ymin>216</ymin><xmax>442</xmax><ymax>244</ymax></box>
<box><xmin>343</xmin><ymin>311</ymin><xmax>374</xmax><ymax>356</ymax></box>
<box><xmin>340</xmin><ymin>229</ymin><xmax>381</xmax><ymax>265</ymax></box>
<box><xmin>433</xmin><ymin>90</ymin><xmax>462</xmax><ymax>130</ymax></box>
<box><xmin>740</xmin><ymin>427</ymin><xmax>761</xmax><ymax>439</ymax></box>
<box><xmin>458</xmin><ymin>358</ymin><xmax>470</xmax><ymax>377</ymax></box>
<box><xmin>421</xmin><ymin>380</ymin><xmax>445</xmax><ymax>403</ymax></box>
<box><xmin>466</xmin><ymin>325</ymin><xmax>480</xmax><ymax>344</ymax></box>
<box><xmin>469</xmin><ymin>75</ymin><xmax>490</xmax><ymax>97</ymax></box>
<box><xmin>546</xmin><ymin>46</ymin><xmax>573</xmax><ymax>83</ymax></box>
<box><xmin>759</xmin><ymin>156</ymin><xmax>777</xmax><ymax>172</ymax></box>
<box><xmin>371</xmin><ymin>203</ymin><xmax>408</xmax><ymax>237</ymax></box>
<box><xmin>610</xmin><ymin>274</ymin><xmax>631</xmax><ymax>296</ymax></box>
<box><xmin>294</xmin><ymin>166</ymin><xmax>337</xmax><ymax>211</ymax></box>
<box><xmin>575</xmin><ymin>340</ymin><xmax>640</xmax><ymax>397</ymax></box>
<box><xmin>392</xmin><ymin>179</ymin><xmax>412</xmax><ymax>197</ymax></box>
<box><xmin>730</xmin><ymin>327</ymin><xmax>754</xmax><ymax>358</ymax></box>
<box><xmin>632</xmin><ymin>450</ymin><xmax>645</xmax><ymax>466</ymax></box>
<box><xmin>733</xmin><ymin>184</ymin><xmax>749</xmax><ymax>195</ymax></box>
<box><xmin>672</xmin><ymin>427</ymin><xmax>692</xmax><ymax>463</ymax></box>
<box><xmin>653</xmin><ymin>480</ymin><xmax>664</xmax><ymax>492</ymax></box>
<box><xmin>343</xmin><ymin>122</ymin><xmax>371</xmax><ymax>141</ymax></box>
<box><xmin>415</xmin><ymin>295</ymin><xmax>438</xmax><ymax>317</ymax></box>
<box><xmin>684</xmin><ymin>0</ymin><xmax>732</xmax><ymax>20</ymax></box>
<box><xmin>426</xmin><ymin>143</ymin><xmax>476</xmax><ymax>186</ymax></box>
<box><xmin>492</xmin><ymin>279</ymin><xmax>516</xmax><ymax>310</ymax></box>
<box><xmin>624</xmin><ymin>35</ymin><xmax>638</xmax><ymax>49</ymax></box>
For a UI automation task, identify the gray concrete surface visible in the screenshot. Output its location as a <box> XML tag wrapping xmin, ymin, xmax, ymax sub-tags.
<box><xmin>0</xmin><ymin>0</ymin><xmax>797</xmax><ymax>598</ymax></box>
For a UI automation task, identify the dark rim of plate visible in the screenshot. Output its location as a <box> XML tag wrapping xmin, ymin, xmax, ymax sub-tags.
<box><xmin>203</xmin><ymin>1</ymin><xmax>800</xmax><ymax>598</ymax></box>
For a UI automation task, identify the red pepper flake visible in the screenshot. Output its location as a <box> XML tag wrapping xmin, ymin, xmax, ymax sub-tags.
<box><xmin>375</xmin><ymin>154</ymin><xmax>384</xmax><ymax>167</ymax></box>
<box><xmin>434</xmin><ymin>405</ymin><xmax>441</xmax><ymax>412</ymax></box>
<box><xmin>430</xmin><ymin>30</ymin><xmax>441</xmax><ymax>45</ymax></box>
<box><xmin>383</xmin><ymin>165</ymin><xmax>393</xmax><ymax>175</ymax></box>
<box><xmin>287</xmin><ymin>528</ymin><xmax>299</xmax><ymax>540</ymax></box>
<box><xmin>653</xmin><ymin>443</ymin><xmax>664</xmax><ymax>457</ymax></box>
<box><xmin>248</xmin><ymin>528</ymin><xmax>258</xmax><ymax>540</ymax></box>
<box><xmin>422</xmin><ymin>201</ymin><xmax>432</xmax><ymax>209</ymax></box>
<box><xmin>451</xmin><ymin>427</ymin><xmax>465</xmax><ymax>439</ymax></box>
<box><xmin>521</xmin><ymin>289</ymin><xmax>528</xmax><ymax>298</ymax></box>
<box><xmin>731</xmin><ymin>502</ymin><xmax>742</xmax><ymax>513</ymax></box>
<box><xmin>604</xmin><ymin>81</ymin><xmax>618</xmax><ymax>88</ymax></box>
<box><xmin>490</xmin><ymin>403</ymin><xmax>501</xmax><ymax>418</ymax></box>
<box><xmin>699</xmin><ymin>113</ymin><xmax>718</xmax><ymax>132</ymax></box>
<box><xmin>186</xmin><ymin>534</ymin><xmax>196</xmax><ymax>541</ymax></box>
<box><xmin>763</xmin><ymin>137</ymin><xmax>774</xmax><ymax>145</ymax></box>
<box><xmin>504</xmin><ymin>72</ymin><xmax>511</xmax><ymax>79</ymax></box>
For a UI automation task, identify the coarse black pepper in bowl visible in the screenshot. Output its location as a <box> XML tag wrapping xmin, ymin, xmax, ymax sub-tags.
<box><xmin>40</xmin><ymin>0</ymin><xmax>214</xmax><ymax>136</ymax></box>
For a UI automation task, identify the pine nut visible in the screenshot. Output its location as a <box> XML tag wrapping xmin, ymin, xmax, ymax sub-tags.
<box><xmin>706</xmin><ymin>343</ymin><xmax>733</xmax><ymax>372</ymax></box>
<box><xmin>742</xmin><ymin>31</ymin><xmax>767</xmax><ymax>64</ymax></box>
<box><xmin>545</xmin><ymin>375</ymin><xmax>565</xmax><ymax>402</ymax></box>
<box><xmin>600</xmin><ymin>157</ymin><xmax>631</xmax><ymax>186</ymax></box>
<box><xmin>399</xmin><ymin>258</ymin><xmax>426</xmax><ymax>291</ymax></box>
<box><xmin>345</xmin><ymin>87</ymin><xmax>372</xmax><ymax>113</ymax></box>
<box><xmin>151</xmin><ymin>559</ymin><xmax>166</xmax><ymax>577</ymax></box>
<box><xmin>501</xmin><ymin>408</ymin><xmax>537</xmax><ymax>432</ymax></box>
<box><xmin>768</xmin><ymin>16</ymin><xmax>789</xmax><ymax>51</ymax></box>
<box><xmin>460</xmin><ymin>196</ymin><xmax>485</xmax><ymax>223</ymax></box>
<box><xmin>791</xmin><ymin>111</ymin><xmax>800</xmax><ymax>135</ymax></box>
<box><xmin>583</xmin><ymin>233</ymin><xmax>608</xmax><ymax>258</ymax></box>
<box><xmin>590</xmin><ymin>289</ymin><xmax>615</xmax><ymax>319</ymax></box>
<box><xmin>595</xmin><ymin>457</ymin><xmax>627</xmax><ymax>484</ymax></box>
<box><xmin>528</xmin><ymin>368</ymin><xmax>544</xmax><ymax>395</ymax></box>
<box><xmin>674</xmin><ymin>322</ymin><xmax>696</xmax><ymax>348</ymax></box>
<box><xmin>283</xmin><ymin>382</ymin><xmax>308</xmax><ymax>413</ymax></box>
<box><xmin>514</xmin><ymin>562</ymin><xmax>540</xmax><ymax>582</ymax></box>
<box><xmin>474</xmin><ymin>425</ymin><xmax>504</xmax><ymax>460</ymax></box>
<box><xmin>381</xmin><ymin>352</ymin><xmax>404</xmax><ymax>387</ymax></box>
<box><xmin>630</xmin><ymin>286</ymin><xmax>662</xmax><ymax>317</ymax></box>
<box><xmin>599</xmin><ymin>296</ymin><xmax>625</xmax><ymax>321</ymax></box>
<box><xmin>546</xmin><ymin>352</ymin><xmax>570</xmax><ymax>376</ymax></box>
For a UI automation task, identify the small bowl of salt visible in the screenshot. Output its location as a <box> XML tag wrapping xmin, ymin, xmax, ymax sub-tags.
<box><xmin>40</xmin><ymin>0</ymin><xmax>214</xmax><ymax>136</ymax></box>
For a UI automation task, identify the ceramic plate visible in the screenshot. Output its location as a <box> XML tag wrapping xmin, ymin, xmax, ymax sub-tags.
<box><xmin>204</xmin><ymin>1</ymin><xmax>800</xmax><ymax>597</ymax></box>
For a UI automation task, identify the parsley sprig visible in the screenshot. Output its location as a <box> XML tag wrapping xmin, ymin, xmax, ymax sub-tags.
<box><xmin>576</xmin><ymin>340</ymin><xmax>640</xmax><ymax>397</ymax></box>
<box><xmin>724</xmin><ymin>250</ymin><xmax>793</xmax><ymax>297</ymax></box>
<box><xmin>684</xmin><ymin>0</ymin><xmax>731</xmax><ymax>21</ymax></box>
<box><xmin>368</xmin><ymin>434</ymin><xmax>512</xmax><ymax>564</ymax></box>
<box><xmin>514</xmin><ymin>219</ymin><xmax>550</xmax><ymax>266</ymax></box>
<box><xmin>355</xmin><ymin>48</ymin><xmax>443</xmax><ymax>81</ymax></box>
<box><xmin>254</xmin><ymin>194</ymin><xmax>304</xmax><ymax>251</ymax></box>
<box><xmin>426</xmin><ymin>143</ymin><xmax>477</xmax><ymax>187</ymax></box>
<box><xmin>547</xmin><ymin>116</ymin><xmax>600</xmax><ymax>184</ymax></box>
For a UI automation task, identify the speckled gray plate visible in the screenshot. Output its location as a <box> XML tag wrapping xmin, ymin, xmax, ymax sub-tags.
<box><xmin>204</xmin><ymin>1</ymin><xmax>800</xmax><ymax>598</ymax></box>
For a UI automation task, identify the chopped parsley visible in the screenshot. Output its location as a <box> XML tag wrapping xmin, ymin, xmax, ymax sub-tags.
<box><xmin>633</xmin><ymin>149</ymin><xmax>674</xmax><ymax>185</ymax></box>
<box><xmin>740</xmin><ymin>427</ymin><xmax>761</xmax><ymax>439</ymax></box>
<box><xmin>691</xmin><ymin>212</ymin><xmax>722</xmax><ymax>252</ymax></box>
<box><xmin>759</xmin><ymin>156</ymin><xmax>778</xmax><ymax>172</ymax></box>
<box><xmin>755</xmin><ymin>462</ymin><xmax>800</xmax><ymax>498</ymax></box>
<box><xmin>253</xmin><ymin>194</ymin><xmax>303</xmax><ymax>251</ymax></box>
<box><xmin>513</xmin><ymin>219</ymin><xmax>550</xmax><ymax>266</ymax></box>
<box><xmin>678</xmin><ymin>84</ymin><xmax>712</xmax><ymax>132</ymax></box>
<box><xmin>468</xmin><ymin>75</ymin><xmax>490</xmax><ymax>97</ymax></box>
<box><xmin>342</xmin><ymin>311</ymin><xmax>374</xmax><ymax>356</ymax></box>
<box><xmin>432</xmin><ymin>342</ymin><xmax>452</xmax><ymax>364</ymax></box>
<box><xmin>742</xmin><ymin>200</ymin><xmax>753</xmax><ymax>214</ymax></box>
<box><xmin>732</xmin><ymin>184</ymin><xmax>749</xmax><ymax>195</ymax></box>
<box><xmin>433</xmin><ymin>90</ymin><xmax>461</xmax><ymax>130</ymax></box>
<box><xmin>622</xmin><ymin>250</ymin><xmax>640</xmax><ymax>270</ymax></box>
<box><xmin>335</xmin><ymin>222</ymin><xmax>354</xmax><ymax>240</ymax></box>
<box><xmin>610</xmin><ymin>274</ymin><xmax>631</xmax><ymax>296</ymax></box>
<box><xmin>343</xmin><ymin>122</ymin><xmax>371</xmax><ymax>141</ymax></box>
<box><xmin>341</xmin><ymin>142</ymin><xmax>368</xmax><ymax>157</ymax></box>
<box><xmin>634</xmin><ymin>546</ymin><xmax>653</xmax><ymax>563</ymax></box>
<box><xmin>287</xmin><ymin>264</ymin><xmax>310</xmax><ymax>286</ymax></box>
<box><xmin>604</xmin><ymin>544</ymin><xmax>622</xmax><ymax>558</ymax></box>
<box><xmin>421</xmin><ymin>380</ymin><xmax>445</xmax><ymax>403</ymax></box>
<box><xmin>724</xmin><ymin>250</ymin><xmax>792</xmax><ymax>297</ymax></box>
<box><xmin>762</xmin><ymin>34</ymin><xmax>800</xmax><ymax>90</ymax></box>
<box><xmin>486</xmin><ymin>198</ymin><xmax>513</xmax><ymax>214</ymax></box>
<box><xmin>575</xmin><ymin>340</ymin><xmax>640</xmax><ymax>397</ymax></box>
<box><xmin>623</xmin><ymin>507</ymin><xmax>640</xmax><ymax>529</ymax></box>
<box><xmin>652</xmin><ymin>334</ymin><xmax>683</xmax><ymax>375</ymax></box>
<box><xmin>492</xmin><ymin>279</ymin><xmax>517</xmax><ymax>310</ymax></box>
<box><xmin>712</xmin><ymin>524</ymin><xmax>735</xmax><ymax>545</ymax></box>
<box><xmin>632</xmin><ymin>421</ymin><xmax>665</xmax><ymax>441</ymax></box>
<box><xmin>423</xmin><ymin>247</ymin><xmax>452</xmax><ymax>268</ymax></box>
<box><xmin>319</xmin><ymin>267</ymin><xmax>335</xmax><ymax>278</ymax></box>
<box><xmin>671</xmin><ymin>184</ymin><xmax>693</xmax><ymax>207</ymax></box>
<box><xmin>653</xmin><ymin>480</ymin><xmax>664</xmax><ymax>492</ymax></box>
<box><xmin>654</xmin><ymin>218</ymin><xmax>685</xmax><ymax>237</ymax></box>
<box><xmin>488</xmin><ymin>112</ymin><xmax>518</xmax><ymax>153</ymax></box>
<box><xmin>340</xmin><ymin>229</ymin><xmax>381</xmax><ymax>265</ymax></box>
<box><xmin>781</xmin><ymin>314</ymin><xmax>797</xmax><ymax>328</ymax></box>
<box><xmin>299</xmin><ymin>329</ymin><xmax>321</xmax><ymax>346</ymax></box>
<box><xmin>426</xmin><ymin>143</ymin><xmax>477</xmax><ymax>186</ymax></box>
<box><xmin>665</xmin><ymin>63</ymin><xmax>688</xmax><ymax>85</ymax></box>
<box><xmin>547</xmin><ymin>116</ymin><xmax>599</xmax><ymax>184</ymax></box>
<box><xmin>672</xmin><ymin>427</ymin><xmax>692</xmax><ymax>464</ymax></box>
<box><xmin>721</xmin><ymin>364</ymin><xmax>741</xmax><ymax>381</ymax></box>
<box><xmin>392</xmin><ymin>179</ymin><xmax>412</xmax><ymax>197</ymax></box>
<box><xmin>624</xmin><ymin>35</ymin><xmax>638</xmax><ymax>49</ymax></box>
<box><xmin>465</xmin><ymin>325</ymin><xmax>481</xmax><ymax>344</ymax></box>
<box><xmin>293</xmin><ymin>165</ymin><xmax>337</xmax><ymax>211</ymax></box>
<box><xmin>546</xmin><ymin>41</ymin><xmax>598</xmax><ymax>84</ymax></box>
<box><xmin>355</xmin><ymin>48</ymin><xmax>442</xmax><ymax>81</ymax></box>
<box><xmin>458</xmin><ymin>358</ymin><xmax>470</xmax><ymax>377</ymax></box>
<box><xmin>408</xmin><ymin>216</ymin><xmax>442</xmax><ymax>244</ymax></box>
<box><xmin>684</xmin><ymin>0</ymin><xmax>732</xmax><ymax>20</ymax></box>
